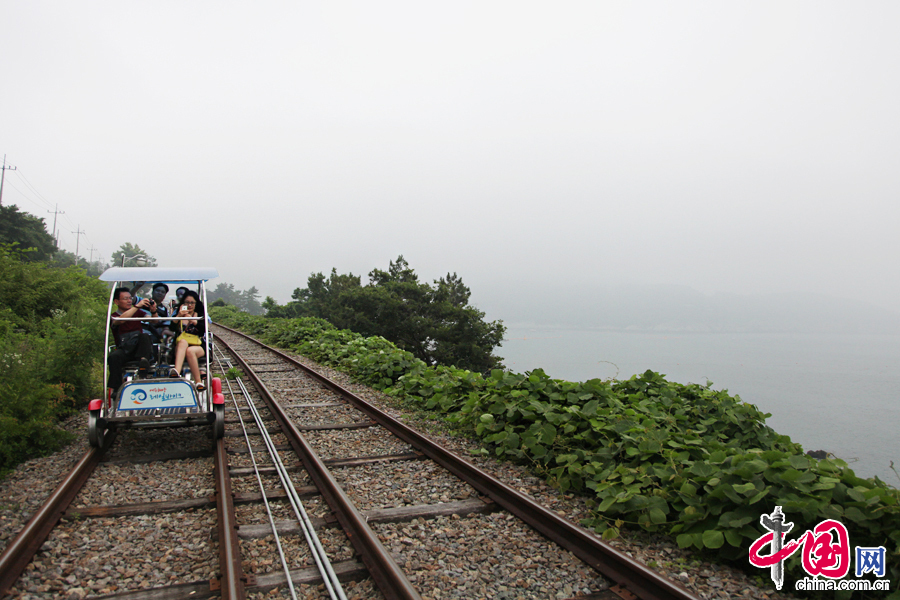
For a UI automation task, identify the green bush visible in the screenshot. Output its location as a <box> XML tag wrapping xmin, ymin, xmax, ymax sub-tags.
<box><xmin>0</xmin><ymin>345</ymin><xmax>75</xmax><ymax>475</ymax></box>
<box><xmin>455</xmin><ymin>369</ymin><xmax>900</xmax><ymax>588</ymax></box>
<box><xmin>0</xmin><ymin>246</ymin><xmax>107</xmax><ymax>477</ymax></box>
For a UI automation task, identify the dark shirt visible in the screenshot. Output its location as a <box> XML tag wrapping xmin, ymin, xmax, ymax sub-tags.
<box><xmin>111</xmin><ymin>309</ymin><xmax>148</xmax><ymax>346</ymax></box>
<box><xmin>156</xmin><ymin>305</ymin><xmax>171</xmax><ymax>327</ymax></box>
<box><xmin>148</xmin><ymin>305</ymin><xmax>171</xmax><ymax>340</ymax></box>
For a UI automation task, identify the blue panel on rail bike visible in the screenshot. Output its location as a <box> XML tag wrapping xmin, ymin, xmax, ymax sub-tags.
<box><xmin>118</xmin><ymin>380</ymin><xmax>198</xmax><ymax>411</ymax></box>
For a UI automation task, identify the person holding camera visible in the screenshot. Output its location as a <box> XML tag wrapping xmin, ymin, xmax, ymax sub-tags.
<box><xmin>168</xmin><ymin>290</ymin><xmax>207</xmax><ymax>391</ymax></box>
<box><xmin>107</xmin><ymin>287</ymin><xmax>156</xmax><ymax>394</ymax></box>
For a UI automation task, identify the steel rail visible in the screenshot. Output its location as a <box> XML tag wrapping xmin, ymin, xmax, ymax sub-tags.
<box><xmin>214</xmin><ymin>350</ymin><xmax>300</xmax><ymax>600</ymax></box>
<box><xmin>213</xmin><ymin>347</ymin><xmax>346</xmax><ymax>600</ymax></box>
<box><xmin>214</xmin><ymin>324</ymin><xmax>701</xmax><ymax>600</ymax></box>
<box><xmin>215</xmin><ymin>433</ymin><xmax>247</xmax><ymax>600</ymax></box>
<box><xmin>215</xmin><ymin>334</ymin><xmax>423</xmax><ymax>600</ymax></box>
<box><xmin>235</xmin><ymin>373</ymin><xmax>347</xmax><ymax>600</ymax></box>
<box><xmin>0</xmin><ymin>429</ymin><xmax>117</xmax><ymax>597</ymax></box>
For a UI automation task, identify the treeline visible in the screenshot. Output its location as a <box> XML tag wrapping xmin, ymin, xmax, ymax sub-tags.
<box><xmin>263</xmin><ymin>256</ymin><xmax>505</xmax><ymax>374</ymax></box>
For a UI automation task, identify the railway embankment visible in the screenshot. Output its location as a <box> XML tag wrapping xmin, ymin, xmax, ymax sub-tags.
<box><xmin>209</xmin><ymin>306</ymin><xmax>900</xmax><ymax>597</ymax></box>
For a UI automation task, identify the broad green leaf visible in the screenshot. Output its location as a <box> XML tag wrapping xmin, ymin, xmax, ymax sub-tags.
<box><xmin>539</xmin><ymin>423</ymin><xmax>557</xmax><ymax>445</ymax></box>
<box><xmin>680</xmin><ymin>482</ymin><xmax>698</xmax><ymax>497</ymax></box>
<box><xmin>702</xmin><ymin>529</ymin><xmax>725</xmax><ymax>549</ymax></box>
<box><xmin>724</xmin><ymin>529</ymin><xmax>744</xmax><ymax>547</ymax></box>
<box><xmin>708</xmin><ymin>450</ymin><xmax>727</xmax><ymax>464</ymax></box>
<box><xmin>728</xmin><ymin>514</ymin><xmax>755</xmax><ymax>528</ymax></box>
<box><xmin>741</xmin><ymin>459</ymin><xmax>768</xmax><ymax>474</ymax></box>
<box><xmin>788</xmin><ymin>455</ymin><xmax>811</xmax><ymax>469</ymax></box>
<box><xmin>779</xmin><ymin>468</ymin><xmax>803</xmax><ymax>482</ymax></box>
<box><xmin>747</xmin><ymin>488</ymin><xmax>770</xmax><ymax>505</ymax></box>
<box><xmin>847</xmin><ymin>488</ymin><xmax>866</xmax><ymax>503</ymax></box>
<box><xmin>690</xmin><ymin>462</ymin><xmax>717</xmax><ymax>478</ymax></box>
<box><xmin>649</xmin><ymin>508</ymin><xmax>667</xmax><ymax>524</ymax></box>
<box><xmin>733</xmin><ymin>482</ymin><xmax>757</xmax><ymax>495</ymax></box>
<box><xmin>843</xmin><ymin>506</ymin><xmax>869</xmax><ymax>524</ymax></box>
<box><xmin>598</xmin><ymin>496</ymin><xmax>616</xmax><ymax>512</ymax></box>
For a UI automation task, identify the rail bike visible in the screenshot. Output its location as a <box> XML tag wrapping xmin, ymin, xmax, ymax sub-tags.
<box><xmin>88</xmin><ymin>266</ymin><xmax>225</xmax><ymax>447</ymax></box>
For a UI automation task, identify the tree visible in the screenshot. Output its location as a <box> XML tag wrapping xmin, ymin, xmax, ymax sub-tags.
<box><xmin>270</xmin><ymin>256</ymin><xmax>505</xmax><ymax>373</ymax></box>
<box><xmin>207</xmin><ymin>282</ymin><xmax>265</xmax><ymax>315</ymax></box>
<box><xmin>241</xmin><ymin>286</ymin><xmax>263</xmax><ymax>315</ymax></box>
<box><xmin>111</xmin><ymin>243</ymin><xmax>157</xmax><ymax>267</ymax></box>
<box><xmin>208</xmin><ymin>282</ymin><xmax>240</xmax><ymax>305</ymax></box>
<box><xmin>0</xmin><ymin>205</ymin><xmax>57</xmax><ymax>261</ymax></box>
<box><xmin>262</xmin><ymin>296</ymin><xmax>279</xmax><ymax>313</ymax></box>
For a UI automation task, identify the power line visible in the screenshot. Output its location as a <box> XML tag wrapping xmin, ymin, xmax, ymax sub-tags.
<box><xmin>1</xmin><ymin>179</ymin><xmax>46</xmax><ymax>211</ymax></box>
<box><xmin>1</xmin><ymin>170</ymin><xmax>56</xmax><ymax>216</ymax></box>
<box><xmin>3</xmin><ymin>163</ymin><xmax>109</xmax><ymax>265</ymax></box>
<box><xmin>60</xmin><ymin>211</ymin><xmax>78</xmax><ymax>229</ymax></box>
<box><xmin>14</xmin><ymin>169</ymin><xmax>54</xmax><ymax>210</ymax></box>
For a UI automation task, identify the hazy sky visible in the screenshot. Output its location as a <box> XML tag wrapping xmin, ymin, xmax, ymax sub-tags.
<box><xmin>3</xmin><ymin>2</ymin><xmax>898</xmax><ymax>318</ymax></box>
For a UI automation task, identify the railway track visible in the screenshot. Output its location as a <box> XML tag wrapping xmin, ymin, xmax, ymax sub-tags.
<box><xmin>0</xmin><ymin>414</ymin><xmax>223</xmax><ymax>598</ymax></box>
<box><xmin>0</xmin><ymin>324</ymin><xmax>701</xmax><ymax>600</ymax></box>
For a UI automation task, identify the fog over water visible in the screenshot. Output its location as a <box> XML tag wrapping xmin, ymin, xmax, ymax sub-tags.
<box><xmin>3</xmin><ymin>3</ymin><xmax>899</xmax><ymax>455</ymax></box>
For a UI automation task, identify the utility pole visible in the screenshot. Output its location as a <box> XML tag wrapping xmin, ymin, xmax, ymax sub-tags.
<box><xmin>48</xmin><ymin>204</ymin><xmax>65</xmax><ymax>247</ymax></box>
<box><xmin>0</xmin><ymin>155</ymin><xmax>17</xmax><ymax>207</ymax></box>
<box><xmin>87</xmin><ymin>245</ymin><xmax>98</xmax><ymax>274</ymax></box>
<box><xmin>72</xmin><ymin>225</ymin><xmax>85</xmax><ymax>264</ymax></box>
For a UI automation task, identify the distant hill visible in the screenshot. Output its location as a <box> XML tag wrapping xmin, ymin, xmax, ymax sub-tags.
<box><xmin>490</xmin><ymin>284</ymin><xmax>900</xmax><ymax>334</ymax></box>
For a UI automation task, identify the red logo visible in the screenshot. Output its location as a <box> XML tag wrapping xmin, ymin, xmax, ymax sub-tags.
<box><xmin>750</xmin><ymin>507</ymin><xmax>851</xmax><ymax>589</ymax></box>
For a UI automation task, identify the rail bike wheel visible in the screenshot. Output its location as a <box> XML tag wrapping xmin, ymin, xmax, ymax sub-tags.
<box><xmin>88</xmin><ymin>409</ymin><xmax>105</xmax><ymax>448</ymax></box>
<box><xmin>214</xmin><ymin>403</ymin><xmax>225</xmax><ymax>439</ymax></box>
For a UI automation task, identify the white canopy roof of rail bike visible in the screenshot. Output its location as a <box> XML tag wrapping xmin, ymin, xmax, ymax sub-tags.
<box><xmin>99</xmin><ymin>267</ymin><xmax>219</xmax><ymax>282</ymax></box>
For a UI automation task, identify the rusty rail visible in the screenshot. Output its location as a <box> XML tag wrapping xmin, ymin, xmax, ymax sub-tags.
<box><xmin>0</xmin><ymin>429</ymin><xmax>116</xmax><ymax>597</ymax></box>
<box><xmin>216</xmin><ymin>333</ymin><xmax>423</xmax><ymax>600</ymax></box>
<box><xmin>214</xmin><ymin>436</ymin><xmax>247</xmax><ymax>600</ymax></box>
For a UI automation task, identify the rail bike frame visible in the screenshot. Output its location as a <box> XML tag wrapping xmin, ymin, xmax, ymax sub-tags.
<box><xmin>88</xmin><ymin>267</ymin><xmax>225</xmax><ymax>447</ymax></box>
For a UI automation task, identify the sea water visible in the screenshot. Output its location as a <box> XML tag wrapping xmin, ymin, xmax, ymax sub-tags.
<box><xmin>500</xmin><ymin>328</ymin><xmax>900</xmax><ymax>483</ymax></box>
